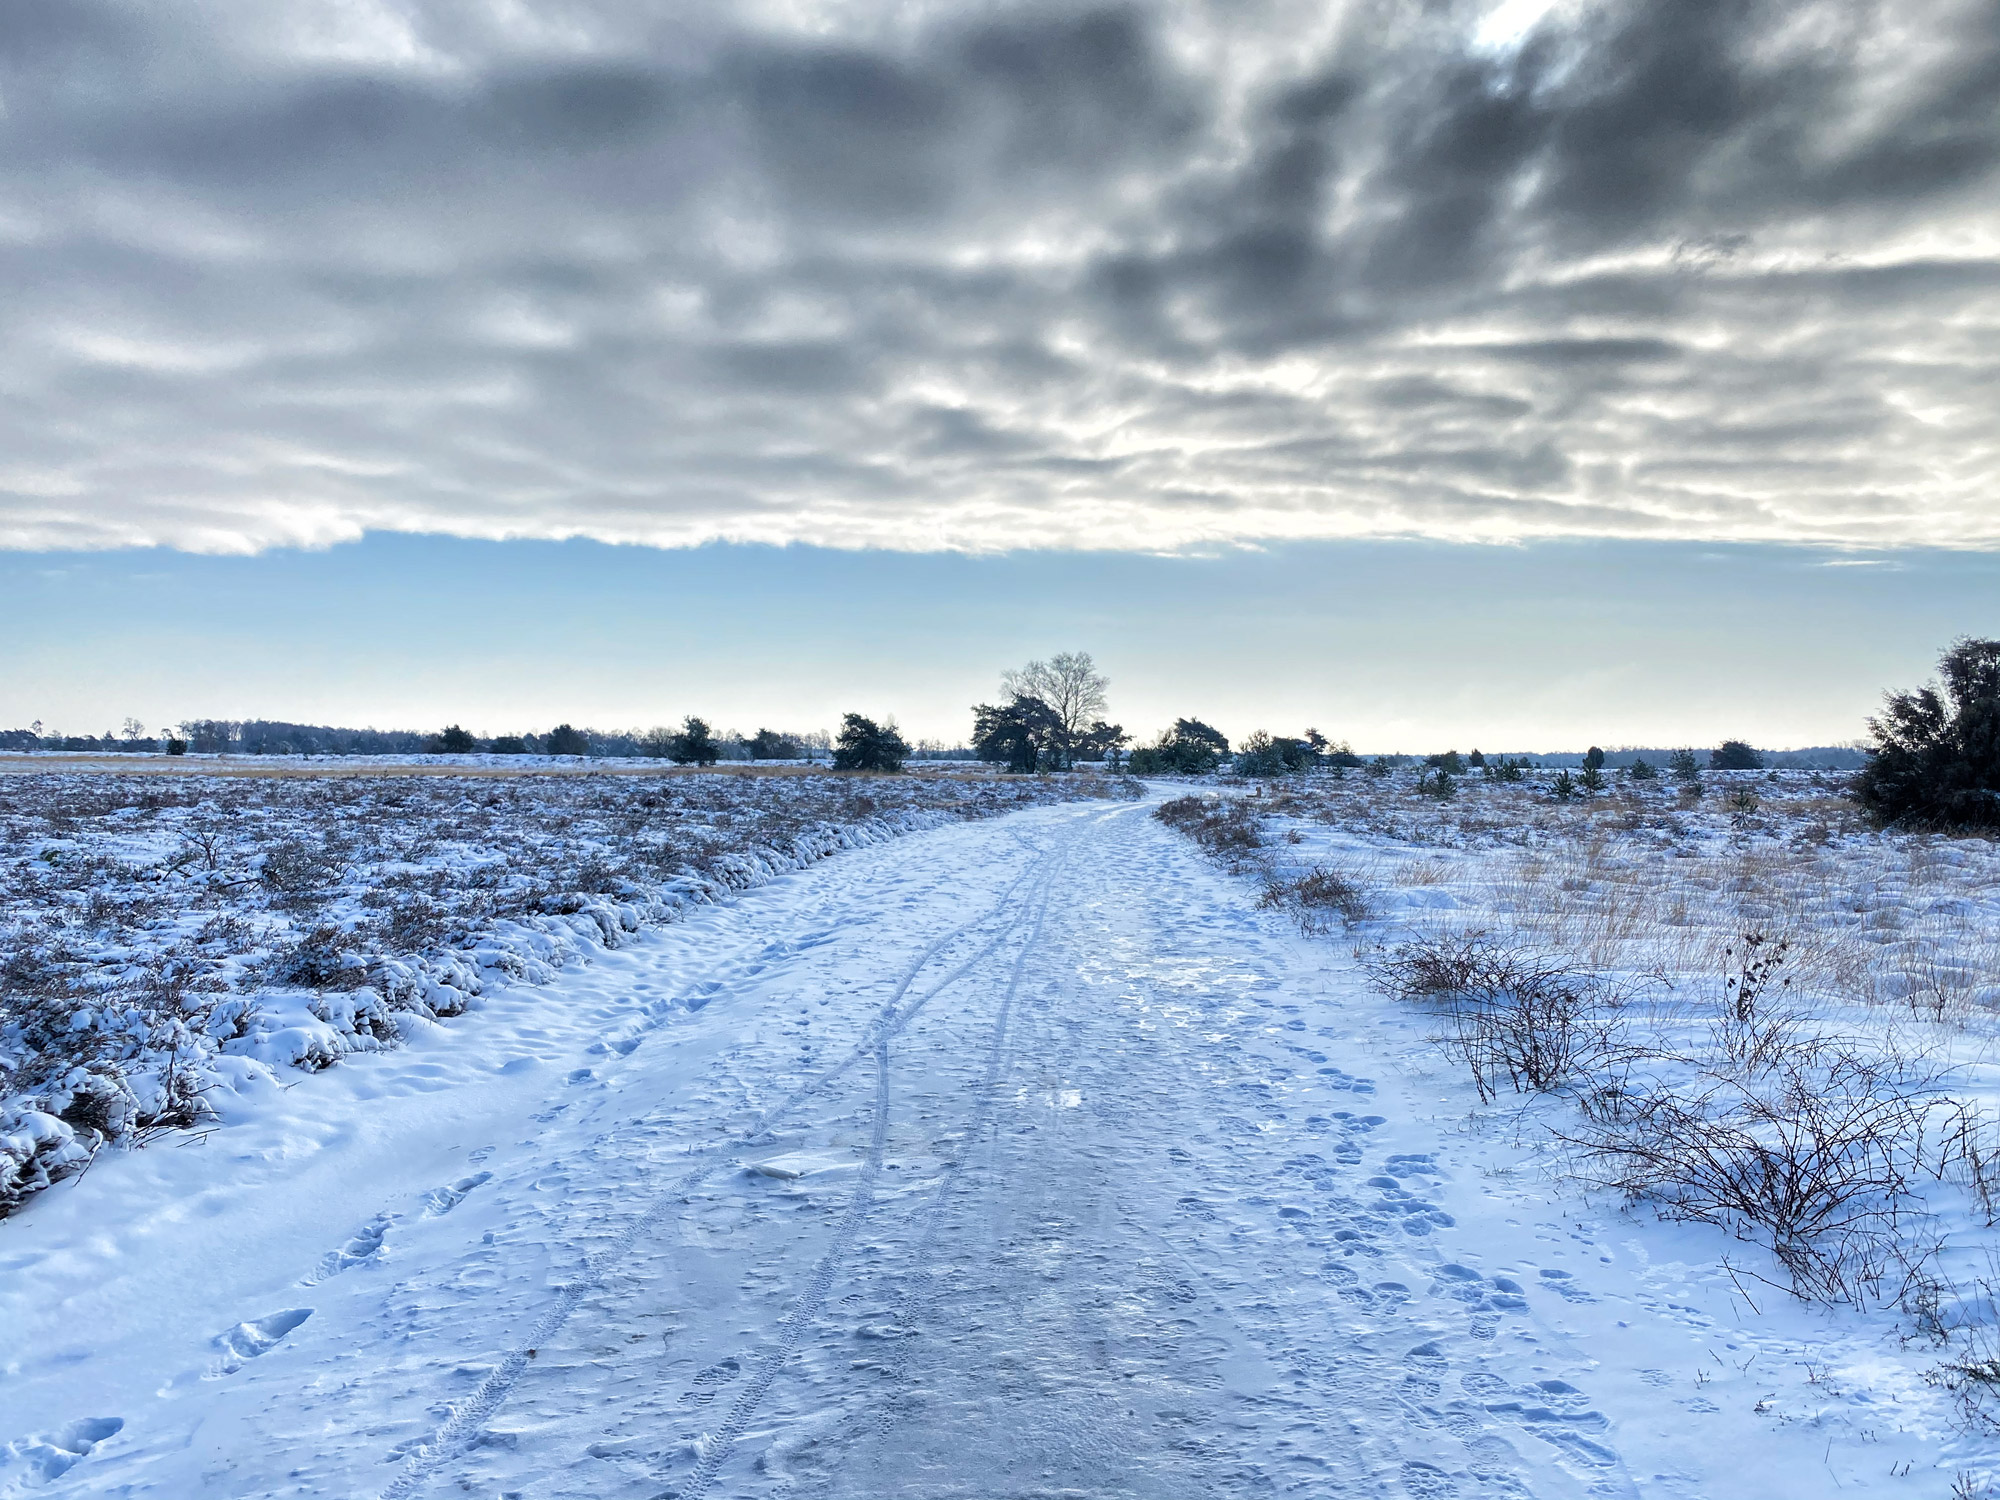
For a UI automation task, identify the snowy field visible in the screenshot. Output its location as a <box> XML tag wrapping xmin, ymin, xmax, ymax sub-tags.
<box><xmin>2</xmin><ymin>770</ymin><xmax>1998</xmax><ymax>1498</ymax></box>
<box><xmin>0</xmin><ymin>762</ymin><xmax>1104</xmax><ymax>1218</ymax></box>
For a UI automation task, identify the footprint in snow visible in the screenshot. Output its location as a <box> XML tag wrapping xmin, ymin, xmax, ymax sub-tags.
<box><xmin>301</xmin><ymin>1213</ymin><xmax>397</xmax><ymax>1284</ymax></box>
<box><xmin>207</xmin><ymin>1309</ymin><xmax>313</xmax><ymax>1376</ymax></box>
<box><xmin>423</xmin><ymin>1171</ymin><xmax>493</xmax><ymax>1217</ymax></box>
<box><xmin>0</xmin><ymin>1417</ymin><xmax>124</xmax><ymax>1485</ymax></box>
<box><xmin>1399</xmin><ymin>1459</ymin><xmax>1458</xmax><ymax>1498</ymax></box>
<box><xmin>684</xmin><ymin>1357</ymin><xmax>741</xmax><ymax>1407</ymax></box>
<box><xmin>1537</xmin><ymin>1268</ymin><xmax>1595</xmax><ymax>1302</ymax></box>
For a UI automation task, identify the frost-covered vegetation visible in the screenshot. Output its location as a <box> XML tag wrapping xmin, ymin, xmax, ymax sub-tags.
<box><xmin>1157</xmin><ymin>768</ymin><xmax>2000</xmax><ymax>1428</ymax></box>
<box><xmin>0</xmin><ymin>766</ymin><xmax>1097</xmax><ymax>1215</ymax></box>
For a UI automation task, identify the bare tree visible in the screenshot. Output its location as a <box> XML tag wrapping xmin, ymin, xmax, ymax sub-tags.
<box><xmin>1000</xmin><ymin>652</ymin><xmax>1108</xmax><ymax>770</ymax></box>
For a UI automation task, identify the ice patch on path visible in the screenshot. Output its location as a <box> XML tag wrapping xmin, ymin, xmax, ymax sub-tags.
<box><xmin>0</xmin><ymin>1417</ymin><xmax>124</xmax><ymax>1492</ymax></box>
<box><xmin>207</xmin><ymin>1309</ymin><xmax>313</xmax><ymax>1376</ymax></box>
<box><xmin>745</xmin><ymin>1153</ymin><xmax>858</xmax><ymax>1181</ymax></box>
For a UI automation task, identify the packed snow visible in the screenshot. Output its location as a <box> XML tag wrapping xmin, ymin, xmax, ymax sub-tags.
<box><xmin>2</xmin><ymin>768</ymin><xmax>1998</xmax><ymax>1497</ymax></box>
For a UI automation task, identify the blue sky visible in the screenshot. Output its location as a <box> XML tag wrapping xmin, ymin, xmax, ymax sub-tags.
<box><xmin>6</xmin><ymin>537</ymin><xmax>1992</xmax><ymax>750</ymax></box>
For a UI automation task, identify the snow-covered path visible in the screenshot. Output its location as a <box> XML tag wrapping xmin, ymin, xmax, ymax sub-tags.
<box><xmin>2</xmin><ymin>798</ymin><xmax>1940</xmax><ymax>1497</ymax></box>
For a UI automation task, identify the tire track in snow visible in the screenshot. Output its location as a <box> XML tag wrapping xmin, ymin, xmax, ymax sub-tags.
<box><xmin>866</xmin><ymin>825</ymin><xmax>1070</xmax><ymax>1430</ymax></box>
<box><xmin>377</xmin><ymin>825</ymin><xmax>1074</xmax><ymax>1500</ymax></box>
<box><xmin>668</xmin><ymin>831</ymin><xmax>1074</xmax><ymax>1500</ymax></box>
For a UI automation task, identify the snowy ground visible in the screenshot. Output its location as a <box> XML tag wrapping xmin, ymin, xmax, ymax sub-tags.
<box><xmin>0</xmin><ymin>764</ymin><xmax>1099</xmax><ymax>1215</ymax></box>
<box><xmin>2</xmin><ymin>779</ymin><xmax>1997</xmax><ymax>1497</ymax></box>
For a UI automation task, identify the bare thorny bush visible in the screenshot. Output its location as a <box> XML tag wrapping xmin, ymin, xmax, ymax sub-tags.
<box><xmin>1361</xmin><ymin>930</ymin><xmax>1630</xmax><ymax>1104</ymax></box>
<box><xmin>1363</xmin><ymin>921</ymin><xmax>1998</xmax><ymax>1322</ymax></box>
<box><xmin>1567</xmin><ymin>1037</ymin><xmax>1959</xmax><ymax>1307</ymax></box>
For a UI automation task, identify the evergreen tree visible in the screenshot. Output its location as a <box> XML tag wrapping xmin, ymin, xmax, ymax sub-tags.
<box><xmin>1856</xmin><ymin>637</ymin><xmax>2000</xmax><ymax>828</ymax></box>
<box><xmin>668</xmin><ymin>717</ymin><xmax>719</xmax><ymax>766</ymax></box>
<box><xmin>832</xmin><ymin>713</ymin><xmax>910</xmax><ymax>772</ymax></box>
<box><xmin>545</xmin><ymin>724</ymin><xmax>589</xmax><ymax>756</ymax></box>
<box><xmin>1711</xmin><ymin>740</ymin><xmax>1764</xmax><ymax>771</ymax></box>
<box><xmin>972</xmin><ymin>695</ymin><xmax>1056</xmax><ymax>772</ymax></box>
<box><xmin>1129</xmin><ymin>718</ymin><xmax>1229</xmax><ymax>775</ymax></box>
<box><xmin>748</xmin><ymin>728</ymin><xmax>803</xmax><ymax>760</ymax></box>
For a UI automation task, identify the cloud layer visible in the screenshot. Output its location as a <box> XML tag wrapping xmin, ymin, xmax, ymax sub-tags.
<box><xmin>5</xmin><ymin>0</ymin><xmax>1997</xmax><ymax>553</ymax></box>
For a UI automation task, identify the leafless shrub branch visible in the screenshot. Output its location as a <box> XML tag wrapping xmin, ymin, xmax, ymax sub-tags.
<box><xmin>1566</xmin><ymin>1041</ymin><xmax>1954</xmax><ymax>1305</ymax></box>
<box><xmin>1361</xmin><ymin>929</ymin><xmax>1629</xmax><ymax>1102</ymax></box>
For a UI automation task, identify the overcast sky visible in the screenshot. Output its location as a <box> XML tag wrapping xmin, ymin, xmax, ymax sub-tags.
<box><xmin>4</xmin><ymin>0</ymin><xmax>1997</xmax><ymax>742</ymax></box>
<box><xmin>7</xmin><ymin>0</ymin><xmax>1999</xmax><ymax>555</ymax></box>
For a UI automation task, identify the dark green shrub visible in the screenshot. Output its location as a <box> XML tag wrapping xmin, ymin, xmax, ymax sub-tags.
<box><xmin>489</xmin><ymin>735</ymin><xmax>528</xmax><ymax>755</ymax></box>
<box><xmin>1129</xmin><ymin>718</ymin><xmax>1229</xmax><ymax>775</ymax></box>
<box><xmin>1628</xmin><ymin>758</ymin><xmax>1657</xmax><ymax>781</ymax></box>
<box><xmin>1855</xmin><ymin>637</ymin><xmax>2000</xmax><ymax>829</ymax></box>
<box><xmin>1584</xmin><ymin>746</ymin><xmax>1606</xmax><ymax>773</ymax></box>
<box><xmin>545</xmin><ymin>724</ymin><xmax>590</xmax><ymax>757</ymax></box>
<box><xmin>433</xmin><ymin>725</ymin><xmax>476</xmax><ymax>754</ymax></box>
<box><xmin>748</xmin><ymin>728</ymin><xmax>804</xmax><ymax>760</ymax></box>
<box><xmin>1578</xmin><ymin>764</ymin><xmax>1605</xmax><ymax>796</ymax></box>
<box><xmin>1417</xmin><ymin>767</ymin><xmax>1456</xmax><ymax>799</ymax></box>
<box><xmin>1428</xmin><ymin>750</ymin><xmax>1466</xmax><ymax>776</ymax></box>
<box><xmin>668</xmin><ymin>717</ymin><xmax>718</xmax><ymax>766</ymax></box>
<box><xmin>1711</xmin><ymin>740</ymin><xmax>1764</xmax><ymax>771</ymax></box>
<box><xmin>832</xmin><ymin>713</ymin><xmax>909</xmax><ymax>772</ymax></box>
<box><xmin>1551</xmin><ymin>770</ymin><xmax>1578</xmax><ymax>802</ymax></box>
<box><xmin>1235</xmin><ymin>732</ymin><xmax>1301</xmax><ymax>777</ymax></box>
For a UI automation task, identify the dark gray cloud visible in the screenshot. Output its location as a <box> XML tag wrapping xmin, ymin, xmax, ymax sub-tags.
<box><xmin>2</xmin><ymin>0</ymin><xmax>1996</xmax><ymax>552</ymax></box>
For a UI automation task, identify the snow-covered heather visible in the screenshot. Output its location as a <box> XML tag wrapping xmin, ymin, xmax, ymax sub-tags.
<box><xmin>1168</xmin><ymin>767</ymin><xmax>2000</xmax><ymax>1478</ymax></box>
<box><xmin>0</xmin><ymin>764</ymin><xmax>1109</xmax><ymax>1215</ymax></box>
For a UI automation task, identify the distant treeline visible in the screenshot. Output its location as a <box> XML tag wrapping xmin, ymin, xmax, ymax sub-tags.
<box><xmin>0</xmin><ymin>719</ymin><xmax>977</xmax><ymax>761</ymax></box>
<box><xmin>0</xmin><ymin>719</ymin><xmax>1859</xmax><ymax>771</ymax></box>
<box><xmin>1468</xmin><ymin>746</ymin><xmax>1866</xmax><ymax>771</ymax></box>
